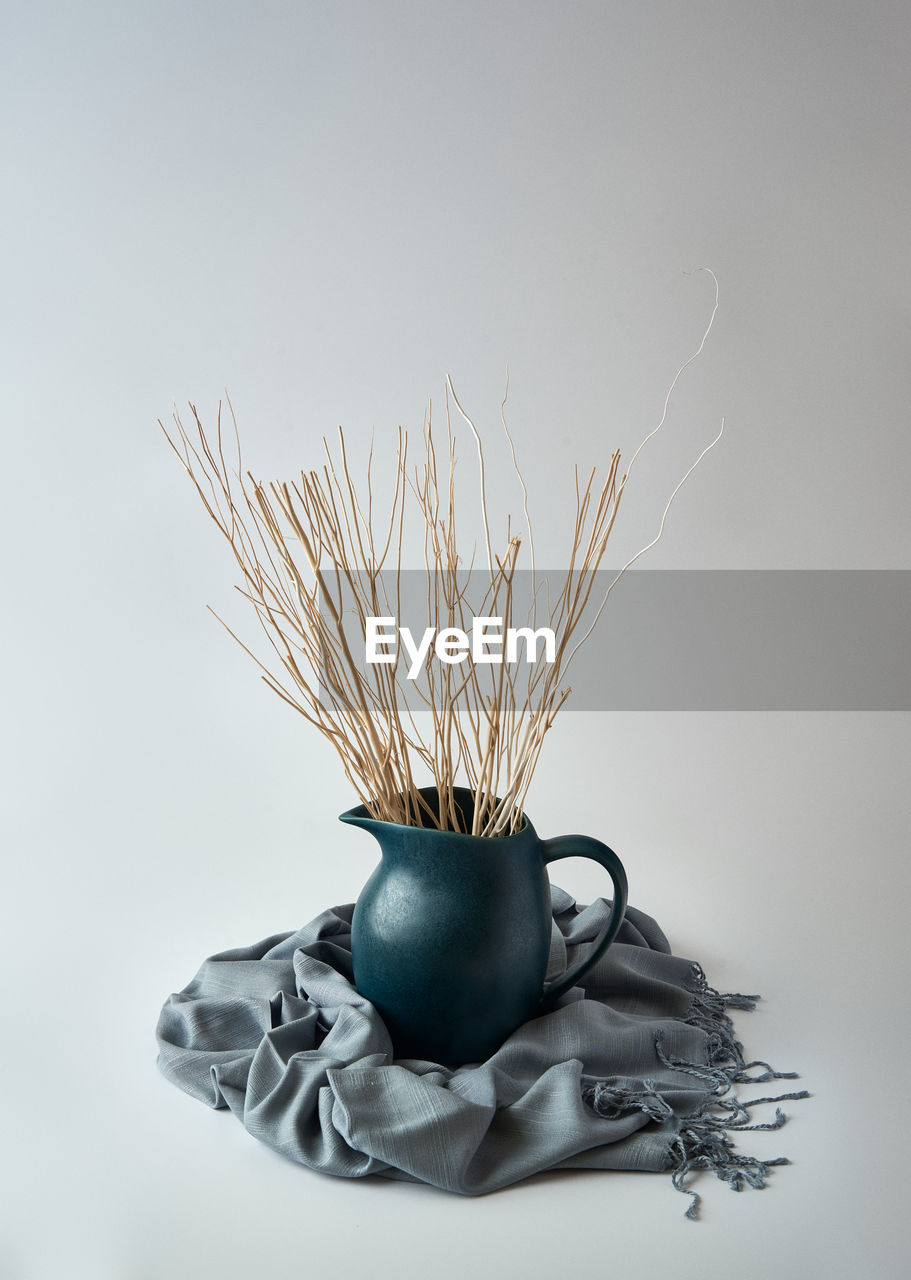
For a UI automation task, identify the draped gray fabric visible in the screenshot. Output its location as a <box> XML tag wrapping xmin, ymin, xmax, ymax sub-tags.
<box><xmin>156</xmin><ymin>888</ymin><xmax>804</xmax><ymax>1210</ymax></box>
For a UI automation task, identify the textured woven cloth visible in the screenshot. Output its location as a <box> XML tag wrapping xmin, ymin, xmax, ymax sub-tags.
<box><xmin>156</xmin><ymin>887</ymin><xmax>807</xmax><ymax>1216</ymax></box>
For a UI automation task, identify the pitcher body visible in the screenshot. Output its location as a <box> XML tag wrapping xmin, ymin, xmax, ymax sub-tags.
<box><xmin>343</xmin><ymin>787</ymin><xmax>627</xmax><ymax>1066</ymax></box>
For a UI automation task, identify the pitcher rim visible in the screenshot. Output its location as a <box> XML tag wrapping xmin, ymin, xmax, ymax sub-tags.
<box><xmin>339</xmin><ymin>785</ymin><xmax>531</xmax><ymax>841</ymax></box>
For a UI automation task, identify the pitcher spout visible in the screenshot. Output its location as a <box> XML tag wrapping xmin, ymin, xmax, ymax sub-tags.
<box><xmin>339</xmin><ymin>787</ymin><xmax>483</xmax><ymax>837</ymax></box>
<box><xmin>338</xmin><ymin>801</ymin><xmax>379</xmax><ymax>833</ymax></box>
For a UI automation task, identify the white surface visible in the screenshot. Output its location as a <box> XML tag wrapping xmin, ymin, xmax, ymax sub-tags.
<box><xmin>1</xmin><ymin>4</ymin><xmax>909</xmax><ymax>1278</ymax></box>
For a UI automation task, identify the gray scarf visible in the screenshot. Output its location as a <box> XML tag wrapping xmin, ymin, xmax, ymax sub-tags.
<box><xmin>156</xmin><ymin>887</ymin><xmax>807</xmax><ymax>1217</ymax></box>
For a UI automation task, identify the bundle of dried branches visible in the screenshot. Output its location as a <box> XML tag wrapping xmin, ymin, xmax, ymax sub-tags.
<box><xmin>161</xmin><ymin>275</ymin><xmax>721</xmax><ymax>836</ymax></box>
<box><xmin>160</xmin><ymin>393</ymin><xmax>619</xmax><ymax>834</ymax></box>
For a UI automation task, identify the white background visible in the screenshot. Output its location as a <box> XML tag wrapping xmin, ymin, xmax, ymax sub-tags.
<box><xmin>1</xmin><ymin>3</ymin><xmax>908</xmax><ymax>1277</ymax></box>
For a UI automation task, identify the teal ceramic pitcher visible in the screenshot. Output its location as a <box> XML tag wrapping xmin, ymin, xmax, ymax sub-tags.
<box><xmin>342</xmin><ymin>786</ymin><xmax>628</xmax><ymax>1066</ymax></box>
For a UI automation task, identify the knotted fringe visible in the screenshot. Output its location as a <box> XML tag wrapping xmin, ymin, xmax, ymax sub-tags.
<box><xmin>582</xmin><ymin>1077</ymin><xmax>675</xmax><ymax>1123</ymax></box>
<box><xmin>664</xmin><ymin>964</ymin><xmax>809</xmax><ymax>1218</ymax></box>
<box><xmin>584</xmin><ymin>963</ymin><xmax>809</xmax><ymax>1219</ymax></box>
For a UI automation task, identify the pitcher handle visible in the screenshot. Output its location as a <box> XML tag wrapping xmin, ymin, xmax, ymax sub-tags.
<box><xmin>539</xmin><ymin>835</ymin><xmax>629</xmax><ymax>1005</ymax></box>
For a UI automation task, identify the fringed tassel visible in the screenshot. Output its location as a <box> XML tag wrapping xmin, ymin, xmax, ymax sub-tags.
<box><xmin>582</xmin><ymin>1077</ymin><xmax>675</xmax><ymax>1123</ymax></box>
<box><xmin>671</xmin><ymin>1127</ymin><xmax>791</xmax><ymax>1220</ymax></box>
<box><xmin>580</xmin><ymin>964</ymin><xmax>809</xmax><ymax>1217</ymax></box>
<box><xmin>661</xmin><ymin>965</ymin><xmax>809</xmax><ymax>1218</ymax></box>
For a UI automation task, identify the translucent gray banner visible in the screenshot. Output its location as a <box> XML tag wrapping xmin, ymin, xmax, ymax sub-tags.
<box><xmin>320</xmin><ymin>570</ymin><xmax>910</xmax><ymax>711</ymax></box>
